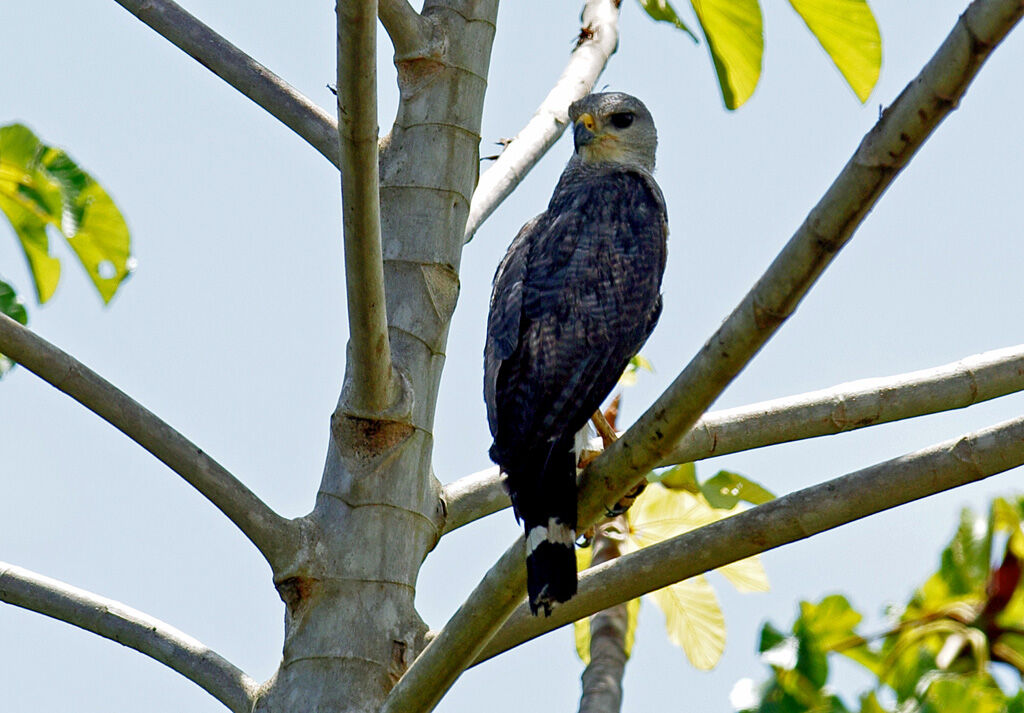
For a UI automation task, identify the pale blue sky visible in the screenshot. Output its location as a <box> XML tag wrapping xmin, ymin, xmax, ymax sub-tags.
<box><xmin>2</xmin><ymin>1</ymin><xmax>1023</xmax><ymax>711</ymax></box>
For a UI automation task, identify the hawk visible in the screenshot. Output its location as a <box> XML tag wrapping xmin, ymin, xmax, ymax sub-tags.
<box><xmin>484</xmin><ymin>92</ymin><xmax>668</xmax><ymax>615</ymax></box>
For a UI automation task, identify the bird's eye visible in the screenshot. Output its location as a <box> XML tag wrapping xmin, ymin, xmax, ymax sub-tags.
<box><xmin>609</xmin><ymin>112</ymin><xmax>634</xmax><ymax>129</ymax></box>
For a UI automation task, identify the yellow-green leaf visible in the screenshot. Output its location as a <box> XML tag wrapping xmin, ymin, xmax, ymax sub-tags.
<box><xmin>719</xmin><ymin>555</ymin><xmax>770</xmax><ymax>593</ymax></box>
<box><xmin>787</xmin><ymin>0</ymin><xmax>881</xmax><ymax>102</ymax></box>
<box><xmin>650</xmin><ymin>575</ymin><xmax>726</xmax><ymax>669</ymax></box>
<box><xmin>626</xmin><ymin>484</ymin><xmax>723</xmax><ymax>548</ymax></box>
<box><xmin>690</xmin><ymin>0</ymin><xmax>763</xmax><ymax>110</ymax></box>
<box><xmin>637</xmin><ymin>0</ymin><xmax>699</xmax><ymax>42</ymax></box>
<box><xmin>0</xmin><ymin>194</ymin><xmax>60</xmax><ymax>302</ymax></box>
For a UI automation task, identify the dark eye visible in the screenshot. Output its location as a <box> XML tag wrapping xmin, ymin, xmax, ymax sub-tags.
<box><xmin>609</xmin><ymin>112</ymin><xmax>634</xmax><ymax>129</ymax></box>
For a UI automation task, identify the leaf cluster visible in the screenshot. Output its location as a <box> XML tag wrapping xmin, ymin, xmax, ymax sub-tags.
<box><xmin>736</xmin><ymin>496</ymin><xmax>1024</xmax><ymax>713</ymax></box>
<box><xmin>637</xmin><ymin>0</ymin><xmax>881</xmax><ymax>109</ymax></box>
<box><xmin>0</xmin><ymin>123</ymin><xmax>132</xmax><ymax>376</ymax></box>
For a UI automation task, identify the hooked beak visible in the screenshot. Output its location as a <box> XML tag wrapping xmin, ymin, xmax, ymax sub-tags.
<box><xmin>573</xmin><ymin>112</ymin><xmax>597</xmax><ymax>151</ymax></box>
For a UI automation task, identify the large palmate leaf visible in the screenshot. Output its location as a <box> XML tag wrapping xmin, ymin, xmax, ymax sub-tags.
<box><xmin>787</xmin><ymin>0</ymin><xmax>882</xmax><ymax>102</ymax></box>
<box><xmin>0</xmin><ymin>123</ymin><xmax>132</xmax><ymax>305</ymax></box>
<box><xmin>689</xmin><ymin>0</ymin><xmax>764</xmax><ymax>110</ymax></box>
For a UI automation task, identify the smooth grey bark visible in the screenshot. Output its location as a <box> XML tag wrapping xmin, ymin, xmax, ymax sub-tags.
<box><xmin>113</xmin><ymin>0</ymin><xmax>340</xmax><ymax>167</ymax></box>
<box><xmin>4</xmin><ymin>0</ymin><xmax>1024</xmax><ymax>711</ymax></box>
<box><xmin>442</xmin><ymin>344</ymin><xmax>1024</xmax><ymax>532</ymax></box>
<box><xmin>477</xmin><ymin>412</ymin><xmax>1024</xmax><ymax>662</ymax></box>
<box><xmin>464</xmin><ymin>0</ymin><xmax>621</xmax><ymax>241</ymax></box>
<box><xmin>0</xmin><ymin>313</ymin><xmax>296</xmax><ymax>568</ymax></box>
<box><xmin>576</xmin><ymin>518</ymin><xmax>629</xmax><ymax>713</ymax></box>
<box><xmin>0</xmin><ymin>562</ymin><xmax>258</xmax><ymax>713</ymax></box>
<box><xmin>388</xmin><ymin>5</ymin><xmax>1024</xmax><ymax>710</ymax></box>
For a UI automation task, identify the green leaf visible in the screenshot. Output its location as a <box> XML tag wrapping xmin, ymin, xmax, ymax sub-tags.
<box><xmin>689</xmin><ymin>0</ymin><xmax>763</xmax><ymax>110</ymax></box>
<box><xmin>759</xmin><ymin>622</ymin><xmax>787</xmax><ymax>654</ymax></box>
<box><xmin>651</xmin><ymin>462</ymin><xmax>699</xmax><ymax>492</ymax></box>
<box><xmin>920</xmin><ymin>675</ymin><xmax>1006</xmax><ymax>713</ymax></box>
<box><xmin>619</xmin><ymin>353</ymin><xmax>654</xmax><ymax>386</ymax></box>
<box><xmin>0</xmin><ymin>278</ymin><xmax>27</xmax><ymax>378</ymax></box>
<box><xmin>701</xmin><ymin>470</ymin><xmax>775</xmax><ymax>509</ymax></box>
<box><xmin>636</xmin><ymin>0</ymin><xmax>699</xmax><ymax>42</ymax></box>
<box><xmin>0</xmin><ymin>123</ymin><xmax>132</xmax><ymax>305</ymax></box>
<box><xmin>787</xmin><ymin>0</ymin><xmax>881</xmax><ymax>102</ymax></box>
<box><xmin>858</xmin><ymin>691</ymin><xmax>890</xmax><ymax>713</ymax></box>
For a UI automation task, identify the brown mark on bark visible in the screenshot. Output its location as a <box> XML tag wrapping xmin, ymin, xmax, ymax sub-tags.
<box><xmin>276</xmin><ymin>575</ymin><xmax>320</xmax><ymax>616</ymax></box>
<box><xmin>332</xmin><ymin>412</ymin><xmax>415</xmax><ymax>459</ymax></box>
<box><xmin>389</xmin><ymin>640</ymin><xmax>410</xmax><ymax>686</ymax></box>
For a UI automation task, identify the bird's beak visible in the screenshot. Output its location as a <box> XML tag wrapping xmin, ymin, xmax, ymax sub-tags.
<box><xmin>573</xmin><ymin>112</ymin><xmax>597</xmax><ymax>151</ymax></box>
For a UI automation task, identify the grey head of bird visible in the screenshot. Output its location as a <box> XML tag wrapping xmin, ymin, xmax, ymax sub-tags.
<box><xmin>568</xmin><ymin>92</ymin><xmax>657</xmax><ymax>173</ymax></box>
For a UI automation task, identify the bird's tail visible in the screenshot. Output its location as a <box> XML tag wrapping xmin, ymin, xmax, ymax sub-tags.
<box><xmin>512</xmin><ymin>440</ymin><xmax>579</xmax><ymax>617</ymax></box>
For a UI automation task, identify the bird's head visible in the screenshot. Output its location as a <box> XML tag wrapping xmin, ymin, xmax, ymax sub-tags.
<box><xmin>568</xmin><ymin>92</ymin><xmax>657</xmax><ymax>172</ymax></box>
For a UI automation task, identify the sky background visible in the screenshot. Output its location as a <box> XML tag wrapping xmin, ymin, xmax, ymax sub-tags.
<box><xmin>2</xmin><ymin>1</ymin><xmax>1023</xmax><ymax>711</ymax></box>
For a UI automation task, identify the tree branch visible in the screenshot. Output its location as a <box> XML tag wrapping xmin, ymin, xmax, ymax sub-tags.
<box><xmin>477</xmin><ymin>413</ymin><xmax>1024</xmax><ymax>662</ymax></box>
<box><xmin>463</xmin><ymin>0</ymin><xmax>620</xmax><ymax>241</ymax></box>
<box><xmin>336</xmin><ymin>0</ymin><xmax>398</xmax><ymax>416</ymax></box>
<box><xmin>379</xmin><ymin>0</ymin><xmax>428</xmax><ymax>57</ymax></box>
<box><xmin>0</xmin><ymin>562</ymin><xmax>258</xmax><ymax>713</ymax></box>
<box><xmin>0</xmin><ymin>313</ymin><xmax>297</xmax><ymax>569</ymax></box>
<box><xmin>577</xmin><ymin>518</ymin><xmax>629</xmax><ymax>713</ymax></box>
<box><xmin>442</xmin><ymin>344</ymin><xmax>1024</xmax><ymax>532</ymax></box>
<box><xmin>393</xmin><ymin>3</ymin><xmax>1024</xmax><ymax>709</ymax></box>
<box><xmin>574</xmin><ymin>0</ymin><xmax>1024</xmax><ymax>530</ymax></box>
<box><xmin>112</xmin><ymin>0</ymin><xmax>339</xmax><ymax>167</ymax></box>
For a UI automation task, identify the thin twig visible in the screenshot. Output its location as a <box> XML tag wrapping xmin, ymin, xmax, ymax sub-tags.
<box><xmin>442</xmin><ymin>344</ymin><xmax>1024</xmax><ymax>532</ymax></box>
<box><xmin>113</xmin><ymin>0</ymin><xmax>339</xmax><ymax>167</ymax></box>
<box><xmin>379</xmin><ymin>0</ymin><xmax>428</xmax><ymax>57</ymax></box>
<box><xmin>0</xmin><ymin>313</ymin><xmax>297</xmax><ymax>568</ymax></box>
<box><xmin>464</xmin><ymin>0</ymin><xmax>621</xmax><ymax>241</ymax></box>
<box><xmin>337</xmin><ymin>0</ymin><xmax>397</xmax><ymax>416</ymax></box>
<box><xmin>476</xmin><ymin>413</ymin><xmax>1024</xmax><ymax>663</ymax></box>
<box><xmin>0</xmin><ymin>562</ymin><xmax>258</xmax><ymax>713</ymax></box>
<box><xmin>396</xmin><ymin>4</ymin><xmax>1024</xmax><ymax>709</ymax></box>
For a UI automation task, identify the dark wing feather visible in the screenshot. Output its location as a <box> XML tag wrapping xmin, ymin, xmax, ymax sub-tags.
<box><xmin>486</xmin><ymin>169</ymin><xmax>667</xmax><ymax>465</ymax></box>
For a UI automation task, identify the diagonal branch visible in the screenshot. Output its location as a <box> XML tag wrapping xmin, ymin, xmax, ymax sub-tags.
<box><xmin>574</xmin><ymin>0</ymin><xmax>1024</xmax><ymax>529</ymax></box>
<box><xmin>379</xmin><ymin>0</ymin><xmax>429</xmax><ymax>57</ymax></box>
<box><xmin>392</xmin><ymin>3</ymin><xmax>1024</xmax><ymax>710</ymax></box>
<box><xmin>477</xmin><ymin>414</ymin><xmax>1024</xmax><ymax>662</ymax></box>
<box><xmin>0</xmin><ymin>562</ymin><xmax>258</xmax><ymax>713</ymax></box>
<box><xmin>0</xmin><ymin>313</ymin><xmax>297</xmax><ymax>569</ymax></box>
<box><xmin>336</xmin><ymin>0</ymin><xmax>397</xmax><ymax>416</ymax></box>
<box><xmin>464</xmin><ymin>0</ymin><xmax>621</xmax><ymax>241</ymax></box>
<box><xmin>113</xmin><ymin>0</ymin><xmax>339</xmax><ymax>167</ymax></box>
<box><xmin>441</xmin><ymin>344</ymin><xmax>1024</xmax><ymax>531</ymax></box>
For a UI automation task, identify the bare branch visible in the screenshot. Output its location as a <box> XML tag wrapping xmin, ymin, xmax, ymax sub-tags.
<box><xmin>113</xmin><ymin>0</ymin><xmax>339</xmax><ymax>167</ymax></box>
<box><xmin>336</xmin><ymin>0</ymin><xmax>398</xmax><ymax>416</ymax></box>
<box><xmin>396</xmin><ymin>4</ymin><xmax>1024</xmax><ymax>709</ymax></box>
<box><xmin>0</xmin><ymin>314</ymin><xmax>297</xmax><ymax>569</ymax></box>
<box><xmin>442</xmin><ymin>344</ymin><xmax>1024</xmax><ymax>532</ymax></box>
<box><xmin>478</xmin><ymin>413</ymin><xmax>1024</xmax><ymax>662</ymax></box>
<box><xmin>574</xmin><ymin>0</ymin><xmax>1024</xmax><ymax>529</ymax></box>
<box><xmin>577</xmin><ymin>518</ymin><xmax>629</xmax><ymax>713</ymax></box>
<box><xmin>0</xmin><ymin>562</ymin><xmax>258</xmax><ymax>713</ymax></box>
<box><xmin>464</xmin><ymin>0</ymin><xmax>620</xmax><ymax>241</ymax></box>
<box><xmin>379</xmin><ymin>0</ymin><xmax>428</xmax><ymax>57</ymax></box>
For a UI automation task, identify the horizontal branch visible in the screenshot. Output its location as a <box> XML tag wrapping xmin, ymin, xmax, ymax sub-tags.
<box><xmin>397</xmin><ymin>3</ymin><xmax>1024</xmax><ymax>709</ymax></box>
<box><xmin>477</xmin><ymin>413</ymin><xmax>1024</xmax><ymax>661</ymax></box>
<box><xmin>442</xmin><ymin>344</ymin><xmax>1024</xmax><ymax>532</ymax></box>
<box><xmin>464</xmin><ymin>0</ymin><xmax>620</xmax><ymax>241</ymax></box>
<box><xmin>113</xmin><ymin>0</ymin><xmax>339</xmax><ymax>167</ymax></box>
<box><xmin>0</xmin><ymin>562</ymin><xmax>258</xmax><ymax>713</ymax></box>
<box><xmin>0</xmin><ymin>313</ymin><xmax>297</xmax><ymax>569</ymax></box>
